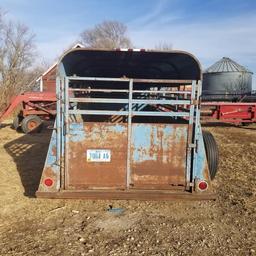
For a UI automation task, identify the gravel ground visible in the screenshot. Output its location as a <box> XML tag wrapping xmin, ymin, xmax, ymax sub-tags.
<box><xmin>0</xmin><ymin>122</ymin><xmax>255</xmax><ymax>256</ymax></box>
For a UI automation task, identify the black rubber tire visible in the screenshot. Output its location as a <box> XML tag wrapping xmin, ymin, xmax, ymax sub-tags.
<box><xmin>202</xmin><ymin>130</ymin><xmax>219</xmax><ymax>180</ymax></box>
<box><xmin>21</xmin><ymin>115</ymin><xmax>43</xmax><ymax>134</ymax></box>
<box><xmin>12</xmin><ymin>116</ymin><xmax>21</xmax><ymax>130</ymax></box>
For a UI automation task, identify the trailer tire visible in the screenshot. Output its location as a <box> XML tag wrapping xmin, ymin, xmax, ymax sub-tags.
<box><xmin>21</xmin><ymin>115</ymin><xmax>43</xmax><ymax>134</ymax></box>
<box><xmin>202</xmin><ymin>130</ymin><xmax>219</xmax><ymax>180</ymax></box>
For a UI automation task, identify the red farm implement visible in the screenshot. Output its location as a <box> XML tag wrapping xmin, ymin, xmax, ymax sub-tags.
<box><xmin>201</xmin><ymin>102</ymin><xmax>256</xmax><ymax>125</ymax></box>
<box><xmin>0</xmin><ymin>91</ymin><xmax>56</xmax><ymax>133</ymax></box>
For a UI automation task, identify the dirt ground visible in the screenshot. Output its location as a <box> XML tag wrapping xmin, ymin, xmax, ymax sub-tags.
<box><xmin>0</xmin><ymin>121</ymin><xmax>255</xmax><ymax>256</ymax></box>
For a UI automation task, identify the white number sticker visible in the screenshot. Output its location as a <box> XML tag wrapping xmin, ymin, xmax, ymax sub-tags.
<box><xmin>87</xmin><ymin>149</ymin><xmax>111</xmax><ymax>162</ymax></box>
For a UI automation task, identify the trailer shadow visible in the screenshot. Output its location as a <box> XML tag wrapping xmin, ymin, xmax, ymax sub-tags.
<box><xmin>4</xmin><ymin>127</ymin><xmax>52</xmax><ymax>197</ymax></box>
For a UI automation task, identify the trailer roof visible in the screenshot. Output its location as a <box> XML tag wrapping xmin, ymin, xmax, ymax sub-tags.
<box><xmin>59</xmin><ymin>49</ymin><xmax>201</xmax><ymax>81</ymax></box>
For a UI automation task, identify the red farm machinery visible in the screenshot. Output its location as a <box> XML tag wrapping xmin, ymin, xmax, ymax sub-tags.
<box><xmin>0</xmin><ymin>91</ymin><xmax>56</xmax><ymax>133</ymax></box>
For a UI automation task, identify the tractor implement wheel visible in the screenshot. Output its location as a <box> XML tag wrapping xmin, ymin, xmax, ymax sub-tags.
<box><xmin>21</xmin><ymin>115</ymin><xmax>43</xmax><ymax>134</ymax></box>
<box><xmin>202</xmin><ymin>130</ymin><xmax>219</xmax><ymax>180</ymax></box>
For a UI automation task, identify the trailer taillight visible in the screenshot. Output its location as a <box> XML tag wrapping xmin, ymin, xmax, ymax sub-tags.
<box><xmin>198</xmin><ymin>180</ymin><xmax>208</xmax><ymax>191</ymax></box>
<box><xmin>44</xmin><ymin>178</ymin><xmax>53</xmax><ymax>187</ymax></box>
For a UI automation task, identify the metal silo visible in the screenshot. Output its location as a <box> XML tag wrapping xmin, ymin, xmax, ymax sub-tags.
<box><xmin>202</xmin><ymin>57</ymin><xmax>253</xmax><ymax>99</ymax></box>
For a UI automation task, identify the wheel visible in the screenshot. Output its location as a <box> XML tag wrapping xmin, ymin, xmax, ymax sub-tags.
<box><xmin>21</xmin><ymin>115</ymin><xmax>43</xmax><ymax>134</ymax></box>
<box><xmin>202</xmin><ymin>130</ymin><xmax>219</xmax><ymax>180</ymax></box>
<box><xmin>12</xmin><ymin>116</ymin><xmax>21</xmax><ymax>130</ymax></box>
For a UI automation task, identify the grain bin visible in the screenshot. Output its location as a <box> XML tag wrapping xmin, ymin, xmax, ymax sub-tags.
<box><xmin>203</xmin><ymin>57</ymin><xmax>253</xmax><ymax>99</ymax></box>
<box><xmin>36</xmin><ymin>48</ymin><xmax>218</xmax><ymax>200</ymax></box>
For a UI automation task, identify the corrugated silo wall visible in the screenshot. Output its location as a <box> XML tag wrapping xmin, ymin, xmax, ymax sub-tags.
<box><xmin>203</xmin><ymin>72</ymin><xmax>252</xmax><ymax>94</ymax></box>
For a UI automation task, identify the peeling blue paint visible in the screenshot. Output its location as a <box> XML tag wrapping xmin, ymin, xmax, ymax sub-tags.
<box><xmin>193</xmin><ymin>126</ymin><xmax>208</xmax><ymax>180</ymax></box>
<box><xmin>132</xmin><ymin>124</ymin><xmax>187</xmax><ymax>164</ymax></box>
<box><xmin>70</xmin><ymin>122</ymin><xmax>85</xmax><ymax>142</ymax></box>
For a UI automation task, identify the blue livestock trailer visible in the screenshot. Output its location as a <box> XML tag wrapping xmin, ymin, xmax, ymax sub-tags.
<box><xmin>36</xmin><ymin>48</ymin><xmax>218</xmax><ymax>200</ymax></box>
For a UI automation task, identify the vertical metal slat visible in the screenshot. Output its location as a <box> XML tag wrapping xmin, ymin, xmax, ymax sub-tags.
<box><xmin>126</xmin><ymin>79</ymin><xmax>133</xmax><ymax>188</ymax></box>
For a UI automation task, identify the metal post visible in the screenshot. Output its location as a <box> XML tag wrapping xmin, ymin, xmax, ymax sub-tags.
<box><xmin>126</xmin><ymin>79</ymin><xmax>133</xmax><ymax>188</ymax></box>
<box><xmin>56</xmin><ymin>77</ymin><xmax>61</xmax><ymax>168</ymax></box>
<box><xmin>185</xmin><ymin>80</ymin><xmax>196</xmax><ymax>189</ymax></box>
<box><xmin>63</xmin><ymin>77</ymin><xmax>69</xmax><ymax>189</ymax></box>
<box><xmin>192</xmin><ymin>80</ymin><xmax>202</xmax><ymax>175</ymax></box>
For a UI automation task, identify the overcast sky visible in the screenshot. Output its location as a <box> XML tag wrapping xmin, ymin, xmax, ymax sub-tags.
<box><xmin>1</xmin><ymin>0</ymin><xmax>255</xmax><ymax>88</ymax></box>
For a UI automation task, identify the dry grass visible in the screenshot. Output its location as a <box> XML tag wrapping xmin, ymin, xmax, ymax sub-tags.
<box><xmin>0</xmin><ymin>122</ymin><xmax>255</xmax><ymax>256</ymax></box>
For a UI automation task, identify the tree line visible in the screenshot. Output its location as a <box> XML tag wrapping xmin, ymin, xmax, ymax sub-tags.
<box><xmin>0</xmin><ymin>9</ymin><xmax>172</xmax><ymax>110</ymax></box>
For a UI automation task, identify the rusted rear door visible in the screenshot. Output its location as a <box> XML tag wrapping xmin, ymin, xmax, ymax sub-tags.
<box><xmin>130</xmin><ymin>123</ymin><xmax>187</xmax><ymax>189</ymax></box>
<box><xmin>66</xmin><ymin>122</ymin><xmax>188</xmax><ymax>190</ymax></box>
<box><xmin>66</xmin><ymin>122</ymin><xmax>127</xmax><ymax>189</ymax></box>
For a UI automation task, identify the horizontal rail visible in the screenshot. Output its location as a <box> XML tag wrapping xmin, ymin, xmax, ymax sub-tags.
<box><xmin>69</xmin><ymin>88</ymin><xmax>129</xmax><ymax>93</ymax></box>
<box><xmin>69</xmin><ymin>109</ymin><xmax>190</xmax><ymax>117</ymax></box>
<box><xmin>68</xmin><ymin>77</ymin><xmax>130</xmax><ymax>82</ymax></box>
<box><xmin>69</xmin><ymin>98</ymin><xmax>191</xmax><ymax>105</ymax></box>
<box><xmin>202</xmin><ymin>102</ymin><xmax>256</xmax><ymax>106</ymax></box>
<box><xmin>69</xmin><ymin>88</ymin><xmax>192</xmax><ymax>94</ymax></box>
<box><xmin>69</xmin><ymin>98</ymin><xmax>128</xmax><ymax>103</ymax></box>
<box><xmin>67</xmin><ymin>76</ymin><xmax>193</xmax><ymax>84</ymax></box>
<box><xmin>132</xmin><ymin>99</ymin><xmax>191</xmax><ymax>105</ymax></box>
<box><xmin>133</xmin><ymin>79</ymin><xmax>192</xmax><ymax>84</ymax></box>
<box><xmin>133</xmin><ymin>90</ymin><xmax>191</xmax><ymax>94</ymax></box>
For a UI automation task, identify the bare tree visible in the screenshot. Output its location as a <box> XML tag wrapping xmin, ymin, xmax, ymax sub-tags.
<box><xmin>155</xmin><ymin>42</ymin><xmax>173</xmax><ymax>51</ymax></box>
<box><xmin>0</xmin><ymin>10</ymin><xmax>36</xmax><ymax>109</ymax></box>
<box><xmin>80</xmin><ymin>20</ymin><xmax>133</xmax><ymax>49</ymax></box>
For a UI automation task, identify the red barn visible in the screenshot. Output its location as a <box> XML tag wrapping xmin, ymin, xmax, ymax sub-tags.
<box><xmin>36</xmin><ymin>43</ymin><xmax>84</xmax><ymax>92</ymax></box>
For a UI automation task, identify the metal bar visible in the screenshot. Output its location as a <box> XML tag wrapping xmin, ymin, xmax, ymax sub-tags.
<box><xmin>68</xmin><ymin>77</ymin><xmax>130</xmax><ymax>82</ymax></box>
<box><xmin>67</xmin><ymin>76</ymin><xmax>192</xmax><ymax>84</ymax></box>
<box><xmin>26</xmin><ymin>101</ymin><xmax>55</xmax><ymax>115</ymax></box>
<box><xmin>133</xmin><ymin>90</ymin><xmax>191</xmax><ymax>94</ymax></box>
<box><xmin>132</xmin><ymin>111</ymin><xmax>190</xmax><ymax>117</ymax></box>
<box><xmin>132</xmin><ymin>99</ymin><xmax>191</xmax><ymax>105</ymax></box>
<box><xmin>69</xmin><ymin>88</ymin><xmax>129</xmax><ymax>93</ymax></box>
<box><xmin>192</xmin><ymin>81</ymin><xmax>202</xmax><ymax>180</ymax></box>
<box><xmin>36</xmin><ymin>190</ymin><xmax>216</xmax><ymax>200</ymax></box>
<box><xmin>133</xmin><ymin>79</ymin><xmax>192</xmax><ymax>84</ymax></box>
<box><xmin>69</xmin><ymin>98</ymin><xmax>129</xmax><ymax>103</ymax></box>
<box><xmin>60</xmin><ymin>77</ymin><xmax>65</xmax><ymax>189</ymax></box>
<box><xmin>202</xmin><ymin>102</ymin><xmax>256</xmax><ymax>106</ymax></box>
<box><xmin>64</xmin><ymin>77</ymin><xmax>69</xmax><ymax>189</ymax></box>
<box><xmin>56</xmin><ymin>77</ymin><xmax>61</xmax><ymax>169</ymax></box>
<box><xmin>69</xmin><ymin>98</ymin><xmax>191</xmax><ymax>105</ymax></box>
<box><xmin>69</xmin><ymin>109</ymin><xmax>190</xmax><ymax>117</ymax></box>
<box><xmin>185</xmin><ymin>80</ymin><xmax>196</xmax><ymax>189</ymax></box>
<box><xmin>69</xmin><ymin>88</ymin><xmax>191</xmax><ymax>94</ymax></box>
<box><xmin>69</xmin><ymin>110</ymin><xmax>128</xmax><ymax>116</ymax></box>
<box><xmin>127</xmin><ymin>79</ymin><xmax>133</xmax><ymax>189</ymax></box>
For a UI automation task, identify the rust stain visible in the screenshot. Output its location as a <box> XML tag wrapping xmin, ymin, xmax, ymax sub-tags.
<box><xmin>52</xmin><ymin>146</ymin><xmax>56</xmax><ymax>156</ymax></box>
<box><xmin>67</xmin><ymin>122</ymin><xmax>127</xmax><ymax>189</ymax></box>
<box><xmin>131</xmin><ymin>124</ymin><xmax>187</xmax><ymax>188</ymax></box>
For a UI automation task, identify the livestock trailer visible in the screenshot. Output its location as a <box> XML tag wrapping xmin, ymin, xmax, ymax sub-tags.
<box><xmin>36</xmin><ymin>48</ymin><xmax>219</xmax><ymax>200</ymax></box>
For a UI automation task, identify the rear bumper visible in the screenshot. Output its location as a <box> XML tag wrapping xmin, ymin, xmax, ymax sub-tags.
<box><xmin>36</xmin><ymin>189</ymin><xmax>216</xmax><ymax>201</ymax></box>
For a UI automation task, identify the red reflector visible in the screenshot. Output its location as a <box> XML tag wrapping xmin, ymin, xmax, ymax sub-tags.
<box><xmin>198</xmin><ymin>180</ymin><xmax>208</xmax><ymax>191</ymax></box>
<box><xmin>44</xmin><ymin>178</ymin><xmax>53</xmax><ymax>187</ymax></box>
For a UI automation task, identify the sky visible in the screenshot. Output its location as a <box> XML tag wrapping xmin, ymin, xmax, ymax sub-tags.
<box><xmin>1</xmin><ymin>0</ymin><xmax>256</xmax><ymax>88</ymax></box>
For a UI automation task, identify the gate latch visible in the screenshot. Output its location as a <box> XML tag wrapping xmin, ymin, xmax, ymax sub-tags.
<box><xmin>189</xmin><ymin>140</ymin><xmax>198</xmax><ymax>152</ymax></box>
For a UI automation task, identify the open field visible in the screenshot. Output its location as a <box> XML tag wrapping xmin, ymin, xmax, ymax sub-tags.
<box><xmin>0</xmin><ymin>122</ymin><xmax>255</xmax><ymax>256</ymax></box>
